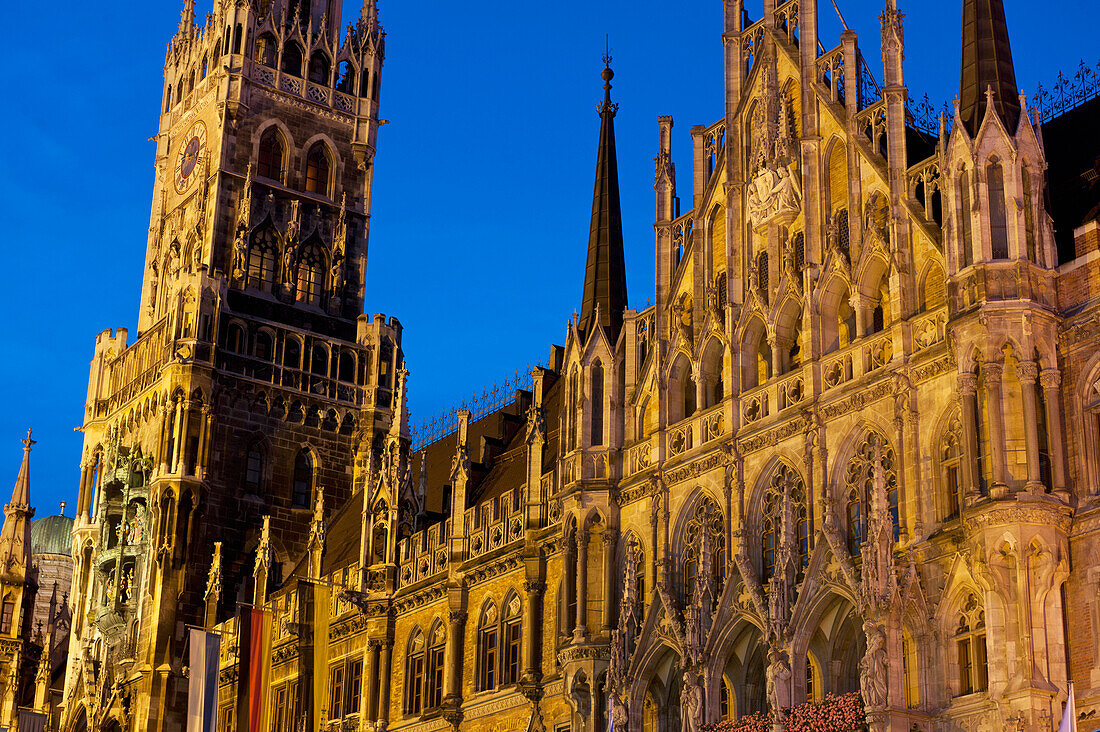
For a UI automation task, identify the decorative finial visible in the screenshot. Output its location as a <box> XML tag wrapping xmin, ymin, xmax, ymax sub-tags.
<box><xmin>597</xmin><ymin>39</ymin><xmax>618</xmax><ymax>117</ymax></box>
<box><xmin>59</xmin><ymin>501</ymin><xmax>66</xmax><ymax>517</ymax></box>
<box><xmin>21</xmin><ymin>429</ymin><xmax>35</xmax><ymax>451</ymax></box>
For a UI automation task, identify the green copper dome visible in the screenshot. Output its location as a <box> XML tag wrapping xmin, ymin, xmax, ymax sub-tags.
<box><xmin>30</xmin><ymin>514</ymin><xmax>74</xmax><ymax>557</ymax></box>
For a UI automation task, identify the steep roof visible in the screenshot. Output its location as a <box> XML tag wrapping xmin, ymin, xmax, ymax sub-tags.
<box><xmin>0</xmin><ymin>432</ymin><xmax>35</xmax><ymax>579</ymax></box>
<box><xmin>959</xmin><ymin>0</ymin><xmax>1020</xmax><ymax>136</ymax></box>
<box><xmin>578</xmin><ymin>63</ymin><xmax>628</xmax><ymax>345</ymax></box>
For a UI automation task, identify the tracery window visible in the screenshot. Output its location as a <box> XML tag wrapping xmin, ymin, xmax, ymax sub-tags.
<box><xmin>843</xmin><ymin>433</ymin><xmax>899</xmax><ymax>555</ymax></box>
<box><xmin>296</xmin><ymin>245</ymin><xmax>324</xmax><ymax>305</ymax></box>
<box><xmin>477</xmin><ymin>603</ymin><xmax>499</xmax><ymax>691</ymax></box>
<box><xmin>590</xmin><ymin>361</ymin><xmax>605</xmax><ymax>446</ymax></box>
<box><xmin>404</xmin><ymin>628</ymin><xmax>426</xmax><ymax>715</ymax></box>
<box><xmin>761</xmin><ymin>463</ymin><xmax>809</xmax><ymax>581</ymax></box>
<box><xmin>941</xmin><ymin>415</ymin><xmax>963</xmax><ymax>521</ymax></box>
<box><xmin>957</xmin><ymin>169</ymin><xmax>973</xmax><ymax>268</ymax></box>
<box><xmin>681</xmin><ymin>496</ymin><xmax>726</xmax><ymax>605</ymax></box>
<box><xmin>502</xmin><ymin>595</ymin><xmax>523</xmax><ymax>685</ymax></box>
<box><xmin>953</xmin><ymin>594</ymin><xmax>988</xmax><ymax>696</ymax></box>
<box><xmin>987</xmin><ymin>161</ymin><xmax>1009</xmax><ymax>260</ymax></box>
<box><xmin>247</xmin><ymin>227</ymin><xmax>278</xmax><ymax>292</ymax></box>
<box><xmin>425</xmin><ymin>623</ymin><xmax>445</xmax><ymax>709</ymax></box>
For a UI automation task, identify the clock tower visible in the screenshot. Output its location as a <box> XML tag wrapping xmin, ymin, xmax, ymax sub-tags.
<box><xmin>63</xmin><ymin>1</ymin><xmax>403</xmax><ymax>730</ymax></box>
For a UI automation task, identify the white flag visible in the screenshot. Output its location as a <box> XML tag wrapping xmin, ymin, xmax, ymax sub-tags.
<box><xmin>1057</xmin><ymin>681</ymin><xmax>1077</xmax><ymax>732</ymax></box>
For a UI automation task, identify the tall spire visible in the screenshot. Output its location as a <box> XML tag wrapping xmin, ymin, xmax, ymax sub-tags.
<box><xmin>0</xmin><ymin>431</ymin><xmax>35</xmax><ymax>578</ymax></box>
<box><xmin>959</xmin><ymin>0</ymin><xmax>1020</xmax><ymax>135</ymax></box>
<box><xmin>578</xmin><ymin>51</ymin><xmax>628</xmax><ymax>344</ymax></box>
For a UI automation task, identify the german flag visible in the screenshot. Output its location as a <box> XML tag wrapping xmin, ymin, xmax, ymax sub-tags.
<box><xmin>235</xmin><ymin>606</ymin><xmax>272</xmax><ymax>732</ymax></box>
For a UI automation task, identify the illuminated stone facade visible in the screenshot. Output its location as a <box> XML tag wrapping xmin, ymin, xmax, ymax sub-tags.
<box><xmin>60</xmin><ymin>0</ymin><xmax>1100</xmax><ymax>731</ymax></box>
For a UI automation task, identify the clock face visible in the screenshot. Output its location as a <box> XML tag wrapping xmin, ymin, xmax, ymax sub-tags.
<box><xmin>174</xmin><ymin>121</ymin><xmax>208</xmax><ymax>194</ymax></box>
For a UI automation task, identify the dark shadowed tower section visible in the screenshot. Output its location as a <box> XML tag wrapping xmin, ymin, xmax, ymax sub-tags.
<box><xmin>959</xmin><ymin>0</ymin><xmax>1020</xmax><ymax>135</ymax></box>
<box><xmin>578</xmin><ymin>61</ymin><xmax>628</xmax><ymax>344</ymax></box>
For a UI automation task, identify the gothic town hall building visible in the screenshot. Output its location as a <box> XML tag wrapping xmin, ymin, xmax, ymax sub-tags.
<box><xmin>59</xmin><ymin>0</ymin><xmax>1100</xmax><ymax>730</ymax></box>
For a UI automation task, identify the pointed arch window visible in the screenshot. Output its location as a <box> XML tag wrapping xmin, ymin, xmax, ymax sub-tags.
<box><xmin>843</xmin><ymin>433</ymin><xmax>900</xmax><ymax>555</ymax></box>
<box><xmin>1022</xmin><ymin>167</ymin><xmax>1036</xmax><ymax>262</ymax></box>
<box><xmin>953</xmin><ymin>594</ymin><xmax>988</xmax><ymax>695</ymax></box>
<box><xmin>308</xmin><ymin>52</ymin><xmax>331</xmax><ymax>85</ymax></box>
<box><xmin>257</xmin><ymin>128</ymin><xmax>285</xmax><ymax>182</ymax></box>
<box><xmin>404</xmin><ymin>628</ymin><xmax>426</xmax><ymax>715</ymax></box>
<box><xmin>336</xmin><ymin>61</ymin><xmax>356</xmax><ymax>94</ymax></box>
<box><xmin>281</xmin><ymin>42</ymin><xmax>303</xmax><ymax>77</ymax></box>
<box><xmin>247</xmin><ymin>226</ymin><xmax>279</xmax><ymax>292</ymax></box>
<box><xmin>941</xmin><ymin>415</ymin><xmax>964</xmax><ymax>521</ymax></box>
<box><xmin>958</xmin><ymin>169</ymin><xmax>973</xmax><ymax>267</ymax></box>
<box><xmin>296</xmin><ymin>245</ymin><xmax>324</xmax><ymax>305</ymax></box>
<box><xmin>292</xmin><ymin>450</ymin><xmax>313</xmax><ymax>508</ymax></box>
<box><xmin>305</xmin><ymin>144</ymin><xmax>331</xmax><ymax>196</ymax></box>
<box><xmin>761</xmin><ymin>464</ymin><xmax>808</xmax><ymax>581</ymax></box>
<box><xmin>590</xmin><ymin>361</ymin><xmax>605</xmax><ymax>446</ymax></box>
<box><xmin>477</xmin><ymin>603</ymin><xmax>500</xmax><ymax>691</ymax></box>
<box><xmin>425</xmin><ymin>623</ymin><xmax>445</xmax><ymax>709</ymax></box>
<box><xmin>681</xmin><ymin>496</ymin><xmax>726</xmax><ymax>606</ymax></box>
<box><xmin>254</xmin><ymin>32</ymin><xmax>277</xmax><ymax>67</ymax></box>
<box><xmin>502</xmin><ymin>595</ymin><xmax>523</xmax><ymax>685</ymax></box>
<box><xmin>987</xmin><ymin>161</ymin><xmax>1009</xmax><ymax>260</ymax></box>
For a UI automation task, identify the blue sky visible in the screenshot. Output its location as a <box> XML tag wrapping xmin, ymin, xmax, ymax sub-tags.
<box><xmin>0</xmin><ymin>0</ymin><xmax>1096</xmax><ymax>517</ymax></box>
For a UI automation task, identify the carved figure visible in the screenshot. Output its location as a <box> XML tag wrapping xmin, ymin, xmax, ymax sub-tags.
<box><xmin>748</xmin><ymin>160</ymin><xmax>802</xmax><ymax>229</ymax></box>
<box><xmin>681</xmin><ymin>671</ymin><xmax>703</xmax><ymax>732</ymax></box>
<box><xmin>859</xmin><ymin>623</ymin><xmax>888</xmax><ymax>710</ymax></box>
<box><xmin>232</xmin><ymin>226</ymin><xmax>248</xmax><ymax>279</ymax></box>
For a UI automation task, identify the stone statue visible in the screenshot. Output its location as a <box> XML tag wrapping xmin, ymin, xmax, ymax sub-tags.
<box><xmin>608</xmin><ymin>690</ymin><xmax>628</xmax><ymax>730</ymax></box>
<box><xmin>281</xmin><ymin>244</ymin><xmax>297</xmax><ymax>286</ymax></box>
<box><xmin>676</xmin><ymin>294</ymin><xmax>694</xmax><ymax>344</ymax></box>
<box><xmin>766</xmin><ymin>647</ymin><xmax>792</xmax><ymax>714</ymax></box>
<box><xmin>232</xmin><ymin>226</ymin><xmax>248</xmax><ymax>279</ymax></box>
<box><xmin>860</xmin><ymin>623</ymin><xmax>889</xmax><ymax>710</ymax></box>
<box><xmin>681</xmin><ymin>671</ymin><xmax>703</xmax><ymax>732</ymax></box>
<box><xmin>147</xmin><ymin>262</ymin><xmax>159</xmax><ymax>314</ymax></box>
<box><xmin>330</xmin><ymin>253</ymin><xmax>345</xmax><ymax>292</ymax></box>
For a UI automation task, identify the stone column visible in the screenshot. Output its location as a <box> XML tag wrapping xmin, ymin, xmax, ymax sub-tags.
<box><xmin>983</xmin><ymin>363</ymin><xmax>1008</xmax><ymax>494</ymax></box>
<box><xmin>768</xmin><ymin>335</ymin><xmax>782</xmax><ymax>380</ymax></box>
<box><xmin>377</xmin><ymin>640</ymin><xmax>393</xmax><ymax>726</ymax></box>
<box><xmin>1041</xmin><ymin>369</ymin><xmax>1067</xmax><ymax>496</ymax></box>
<box><xmin>850</xmin><ymin>293</ymin><xmax>868</xmax><ymax>339</ymax></box>
<box><xmin>158</xmin><ymin>404</ymin><xmax>172</xmax><ymax>474</ymax></box>
<box><xmin>195</xmin><ymin>406</ymin><xmax>209</xmax><ymax>478</ymax></box>
<box><xmin>77</xmin><ymin>460</ymin><xmax>92</xmax><ymax>519</ymax></box>
<box><xmin>574</xmin><ymin>528</ymin><xmax>589</xmax><ymax>640</ymax></box>
<box><xmin>602</xmin><ymin>528</ymin><xmax>618</xmax><ymax>630</ymax></box>
<box><xmin>522</xmin><ymin>579</ymin><xmax>545</xmax><ymax>684</ymax></box>
<box><xmin>364</xmin><ymin>641</ymin><xmax>379</xmax><ymax>720</ymax></box>
<box><xmin>443</xmin><ymin>610</ymin><xmax>467</xmax><ymax>702</ymax></box>
<box><xmin>957</xmin><ymin>373</ymin><xmax>980</xmax><ymax>500</ymax></box>
<box><xmin>170</xmin><ymin>398</ymin><xmax>185</xmax><ymax>474</ymax></box>
<box><xmin>1016</xmin><ymin>361</ymin><xmax>1044</xmax><ymax>493</ymax></box>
